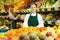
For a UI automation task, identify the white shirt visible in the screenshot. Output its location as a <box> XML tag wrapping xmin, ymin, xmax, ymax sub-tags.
<box><xmin>24</xmin><ymin>13</ymin><xmax>44</xmax><ymax>27</ymax></box>
<box><xmin>9</xmin><ymin>13</ymin><xmax>16</xmax><ymax>20</ymax></box>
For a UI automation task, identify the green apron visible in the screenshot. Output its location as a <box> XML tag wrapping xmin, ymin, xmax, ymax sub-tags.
<box><xmin>11</xmin><ymin>14</ymin><xmax>17</xmax><ymax>29</ymax></box>
<box><xmin>11</xmin><ymin>19</ymin><xmax>16</xmax><ymax>29</ymax></box>
<box><xmin>28</xmin><ymin>13</ymin><xmax>39</xmax><ymax>26</ymax></box>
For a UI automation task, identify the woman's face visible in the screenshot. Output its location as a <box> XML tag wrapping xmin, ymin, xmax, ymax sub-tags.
<box><xmin>10</xmin><ymin>8</ymin><xmax>14</xmax><ymax>13</ymax></box>
<box><xmin>30</xmin><ymin>4</ymin><xmax>37</xmax><ymax>13</ymax></box>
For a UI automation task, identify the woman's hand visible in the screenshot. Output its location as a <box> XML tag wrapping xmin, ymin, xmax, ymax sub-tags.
<box><xmin>17</xmin><ymin>14</ymin><xmax>20</xmax><ymax>17</ymax></box>
<box><xmin>15</xmin><ymin>14</ymin><xmax>20</xmax><ymax>20</ymax></box>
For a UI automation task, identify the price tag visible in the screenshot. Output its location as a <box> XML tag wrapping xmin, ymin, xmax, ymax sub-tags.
<box><xmin>54</xmin><ymin>7</ymin><xmax>59</xmax><ymax>11</ymax></box>
<box><xmin>56</xmin><ymin>22</ymin><xmax>60</xmax><ymax>25</ymax></box>
<box><xmin>47</xmin><ymin>8</ymin><xmax>51</xmax><ymax>11</ymax></box>
<box><xmin>48</xmin><ymin>21</ymin><xmax>52</xmax><ymax>24</ymax></box>
<box><xmin>42</xmin><ymin>8</ymin><xmax>44</xmax><ymax>12</ymax></box>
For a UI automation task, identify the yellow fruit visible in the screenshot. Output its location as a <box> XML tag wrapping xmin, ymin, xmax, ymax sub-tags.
<box><xmin>53</xmin><ymin>26</ymin><xmax>57</xmax><ymax>30</ymax></box>
<box><xmin>11</xmin><ymin>38</ymin><xmax>17</xmax><ymax>40</ymax></box>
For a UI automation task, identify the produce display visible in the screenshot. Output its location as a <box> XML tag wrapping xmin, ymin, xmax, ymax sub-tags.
<box><xmin>0</xmin><ymin>0</ymin><xmax>31</xmax><ymax>13</ymax></box>
<box><xmin>0</xmin><ymin>0</ymin><xmax>60</xmax><ymax>13</ymax></box>
<box><xmin>0</xmin><ymin>0</ymin><xmax>60</xmax><ymax>40</ymax></box>
<box><xmin>14</xmin><ymin>0</ymin><xmax>31</xmax><ymax>12</ymax></box>
<box><xmin>52</xmin><ymin>0</ymin><xmax>60</xmax><ymax>7</ymax></box>
<box><xmin>40</xmin><ymin>0</ymin><xmax>55</xmax><ymax>8</ymax></box>
<box><xmin>45</xmin><ymin>13</ymin><xmax>54</xmax><ymax>21</ymax></box>
<box><xmin>0</xmin><ymin>4</ymin><xmax>6</xmax><ymax>13</ymax></box>
<box><xmin>0</xmin><ymin>25</ymin><xmax>60</xmax><ymax>40</ymax></box>
<box><xmin>0</xmin><ymin>25</ymin><xmax>9</xmax><ymax>32</ymax></box>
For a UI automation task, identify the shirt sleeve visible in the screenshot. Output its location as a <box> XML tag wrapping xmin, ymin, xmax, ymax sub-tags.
<box><xmin>37</xmin><ymin>14</ymin><xmax>44</xmax><ymax>27</ymax></box>
<box><xmin>9</xmin><ymin>13</ymin><xmax>17</xmax><ymax>20</ymax></box>
<box><xmin>23</xmin><ymin>14</ymin><xmax>30</xmax><ymax>27</ymax></box>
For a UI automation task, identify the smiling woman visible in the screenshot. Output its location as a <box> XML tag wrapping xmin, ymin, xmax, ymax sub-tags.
<box><xmin>24</xmin><ymin>3</ymin><xmax>44</xmax><ymax>27</ymax></box>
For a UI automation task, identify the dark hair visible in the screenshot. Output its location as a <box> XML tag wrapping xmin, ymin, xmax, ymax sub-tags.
<box><xmin>30</xmin><ymin>3</ymin><xmax>37</xmax><ymax>7</ymax></box>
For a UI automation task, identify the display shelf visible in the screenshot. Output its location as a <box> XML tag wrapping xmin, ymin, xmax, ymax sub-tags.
<box><xmin>0</xmin><ymin>12</ymin><xmax>8</xmax><ymax>15</ymax></box>
<box><xmin>0</xmin><ymin>16</ymin><xmax>9</xmax><ymax>19</ymax></box>
<box><xmin>15</xmin><ymin>6</ymin><xmax>60</xmax><ymax>14</ymax></box>
<box><xmin>44</xmin><ymin>21</ymin><xmax>60</xmax><ymax>27</ymax></box>
<box><xmin>39</xmin><ymin>6</ymin><xmax>60</xmax><ymax>12</ymax></box>
<box><xmin>0</xmin><ymin>6</ymin><xmax>60</xmax><ymax>14</ymax></box>
<box><xmin>0</xmin><ymin>16</ymin><xmax>59</xmax><ymax>26</ymax></box>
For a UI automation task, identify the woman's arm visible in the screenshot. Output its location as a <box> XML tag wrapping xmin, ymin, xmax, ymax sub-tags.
<box><xmin>9</xmin><ymin>13</ymin><xmax>20</xmax><ymax>20</ymax></box>
<box><xmin>23</xmin><ymin>14</ymin><xmax>30</xmax><ymax>27</ymax></box>
<box><xmin>38</xmin><ymin>14</ymin><xmax>44</xmax><ymax>27</ymax></box>
<box><xmin>15</xmin><ymin>14</ymin><xmax>20</xmax><ymax>20</ymax></box>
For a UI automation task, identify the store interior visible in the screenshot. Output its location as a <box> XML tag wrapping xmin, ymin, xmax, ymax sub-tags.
<box><xmin>0</xmin><ymin>0</ymin><xmax>60</xmax><ymax>40</ymax></box>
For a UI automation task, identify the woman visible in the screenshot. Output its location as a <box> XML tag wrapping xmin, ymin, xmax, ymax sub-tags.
<box><xmin>9</xmin><ymin>6</ymin><xmax>20</xmax><ymax>29</ymax></box>
<box><xmin>24</xmin><ymin>3</ymin><xmax>44</xmax><ymax>27</ymax></box>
